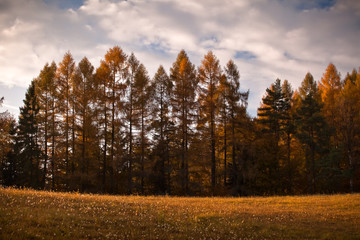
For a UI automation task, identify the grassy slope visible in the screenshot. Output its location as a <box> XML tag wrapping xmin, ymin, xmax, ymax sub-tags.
<box><xmin>0</xmin><ymin>188</ymin><xmax>359</xmax><ymax>240</ymax></box>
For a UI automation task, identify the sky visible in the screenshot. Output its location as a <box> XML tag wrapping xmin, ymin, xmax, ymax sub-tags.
<box><xmin>0</xmin><ymin>0</ymin><xmax>359</xmax><ymax>118</ymax></box>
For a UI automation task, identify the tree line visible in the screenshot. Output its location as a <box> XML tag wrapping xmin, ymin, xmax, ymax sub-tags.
<box><xmin>0</xmin><ymin>46</ymin><xmax>359</xmax><ymax>196</ymax></box>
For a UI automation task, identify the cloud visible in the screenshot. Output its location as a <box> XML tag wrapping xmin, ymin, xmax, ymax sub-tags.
<box><xmin>0</xmin><ymin>0</ymin><xmax>360</xmax><ymax>117</ymax></box>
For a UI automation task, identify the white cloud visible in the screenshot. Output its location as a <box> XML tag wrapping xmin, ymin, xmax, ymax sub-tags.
<box><xmin>0</xmin><ymin>0</ymin><xmax>360</xmax><ymax>117</ymax></box>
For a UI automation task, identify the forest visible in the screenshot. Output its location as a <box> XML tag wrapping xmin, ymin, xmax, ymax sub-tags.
<box><xmin>0</xmin><ymin>46</ymin><xmax>359</xmax><ymax>196</ymax></box>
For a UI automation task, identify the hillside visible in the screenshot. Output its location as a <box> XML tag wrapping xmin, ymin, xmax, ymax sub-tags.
<box><xmin>1</xmin><ymin>188</ymin><xmax>359</xmax><ymax>239</ymax></box>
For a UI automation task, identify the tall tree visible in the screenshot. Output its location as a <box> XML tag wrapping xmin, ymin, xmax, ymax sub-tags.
<box><xmin>150</xmin><ymin>65</ymin><xmax>173</xmax><ymax>194</ymax></box>
<box><xmin>56</xmin><ymin>52</ymin><xmax>75</xmax><ymax>180</ymax></box>
<box><xmin>281</xmin><ymin>80</ymin><xmax>295</xmax><ymax>193</ymax></box>
<box><xmin>0</xmin><ymin>98</ymin><xmax>17</xmax><ymax>186</ymax></box>
<box><xmin>295</xmin><ymin>73</ymin><xmax>329</xmax><ymax>194</ymax></box>
<box><xmin>17</xmin><ymin>80</ymin><xmax>41</xmax><ymax>188</ymax></box>
<box><xmin>101</xmin><ymin>46</ymin><xmax>127</xmax><ymax>193</ymax></box>
<box><xmin>37</xmin><ymin>62</ymin><xmax>57</xmax><ymax>188</ymax></box>
<box><xmin>170</xmin><ymin>50</ymin><xmax>197</xmax><ymax>195</ymax></box>
<box><xmin>318</xmin><ymin>63</ymin><xmax>342</xmax><ymax>146</ymax></box>
<box><xmin>339</xmin><ymin>69</ymin><xmax>360</xmax><ymax>192</ymax></box>
<box><xmin>134</xmin><ymin>64</ymin><xmax>151</xmax><ymax>194</ymax></box>
<box><xmin>223</xmin><ymin>60</ymin><xmax>249</xmax><ymax>194</ymax></box>
<box><xmin>257</xmin><ymin>79</ymin><xmax>286</xmax><ymax>193</ymax></box>
<box><xmin>124</xmin><ymin>53</ymin><xmax>140</xmax><ymax>194</ymax></box>
<box><xmin>0</xmin><ymin>97</ymin><xmax>13</xmax><ymax>166</ymax></box>
<box><xmin>95</xmin><ymin>63</ymin><xmax>110</xmax><ymax>192</ymax></box>
<box><xmin>198</xmin><ymin>51</ymin><xmax>222</xmax><ymax>194</ymax></box>
<box><xmin>72</xmin><ymin>57</ymin><xmax>97</xmax><ymax>192</ymax></box>
<box><xmin>218</xmin><ymin>74</ymin><xmax>229</xmax><ymax>187</ymax></box>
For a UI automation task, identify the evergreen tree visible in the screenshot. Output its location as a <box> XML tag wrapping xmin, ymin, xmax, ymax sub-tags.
<box><xmin>17</xmin><ymin>80</ymin><xmax>41</xmax><ymax>188</ymax></box>
<box><xmin>257</xmin><ymin>79</ymin><xmax>288</xmax><ymax>193</ymax></box>
<box><xmin>295</xmin><ymin>73</ymin><xmax>330</xmax><ymax>194</ymax></box>
<box><xmin>281</xmin><ymin>80</ymin><xmax>295</xmax><ymax>193</ymax></box>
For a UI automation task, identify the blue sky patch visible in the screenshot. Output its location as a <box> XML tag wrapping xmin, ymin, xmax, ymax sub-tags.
<box><xmin>44</xmin><ymin>0</ymin><xmax>84</xmax><ymax>10</ymax></box>
<box><xmin>292</xmin><ymin>0</ymin><xmax>336</xmax><ymax>11</ymax></box>
<box><xmin>234</xmin><ymin>51</ymin><xmax>256</xmax><ymax>60</ymax></box>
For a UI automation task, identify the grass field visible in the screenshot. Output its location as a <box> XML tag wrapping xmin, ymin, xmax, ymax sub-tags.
<box><xmin>0</xmin><ymin>188</ymin><xmax>359</xmax><ymax>239</ymax></box>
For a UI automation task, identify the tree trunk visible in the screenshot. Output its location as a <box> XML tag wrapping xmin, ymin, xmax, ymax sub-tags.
<box><xmin>43</xmin><ymin>99</ymin><xmax>48</xmax><ymax>189</ymax></box>
<box><xmin>224</xmin><ymin>115</ymin><xmax>227</xmax><ymax>186</ymax></box>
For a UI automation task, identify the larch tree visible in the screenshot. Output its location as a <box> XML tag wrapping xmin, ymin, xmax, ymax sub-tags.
<box><xmin>95</xmin><ymin>62</ymin><xmax>110</xmax><ymax>192</ymax></box>
<box><xmin>56</xmin><ymin>52</ymin><xmax>76</xmax><ymax>179</ymax></box>
<box><xmin>72</xmin><ymin>57</ymin><xmax>97</xmax><ymax>192</ymax></box>
<box><xmin>223</xmin><ymin>60</ymin><xmax>248</xmax><ymax>194</ymax></box>
<box><xmin>198</xmin><ymin>51</ymin><xmax>222</xmax><ymax>194</ymax></box>
<box><xmin>218</xmin><ymin>73</ymin><xmax>229</xmax><ymax>187</ymax></box>
<box><xmin>37</xmin><ymin>62</ymin><xmax>57</xmax><ymax>188</ymax></box>
<box><xmin>170</xmin><ymin>50</ymin><xmax>198</xmax><ymax>195</ymax></box>
<box><xmin>339</xmin><ymin>69</ymin><xmax>360</xmax><ymax>193</ymax></box>
<box><xmin>318</xmin><ymin>63</ymin><xmax>342</xmax><ymax>147</ymax></box>
<box><xmin>134</xmin><ymin>64</ymin><xmax>151</xmax><ymax>194</ymax></box>
<box><xmin>8</xmin><ymin>46</ymin><xmax>360</xmax><ymax>196</ymax></box>
<box><xmin>124</xmin><ymin>53</ymin><xmax>140</xmax><ymax>194</ymax></box>
<box><xmin>318</xmin><ymin>63</ymin><xmax>343</xmax><ymax>192</ymax></box>
<box><xmin>101</xmin><ymin>46</ymin><xmax>127</xmax><ymax>193</ymax></box>
<box><xmin>150</xmin><ymin>65</ymin><xmax>173</xmax><ymax>194</ymax></box>
<box><xmin>0</xmin><ymin>98</ymin><xmax>17</xmax><ymax>186</ymax></box>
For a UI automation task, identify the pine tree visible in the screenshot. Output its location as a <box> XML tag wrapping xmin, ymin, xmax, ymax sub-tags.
<box><xmin>17</xmin><ymin>80</ymin><xmax>41</xmax><ymax>188</ymax></box>
<box><xmin>295</xmin><ymin>73</ymin><xmax>330</xmax><ymax>194</ymax></box>
<box><xmin>257</xmin><ymin>79</ymin><xmax>286</xmax><ymax>193</ymax></box>
<box><xmin>281</xmin><ymin>80</ymin><xmax>295</xmax><ymax>193</ymax></box>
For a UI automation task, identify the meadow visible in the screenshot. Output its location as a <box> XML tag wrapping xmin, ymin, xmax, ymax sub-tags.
<box><xmin>0</xmin><ymin>187</ymin><xmax>359</xmax><ymax>239</ymax></box>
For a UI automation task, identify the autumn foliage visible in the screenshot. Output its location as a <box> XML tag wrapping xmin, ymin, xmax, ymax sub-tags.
<box><xmin>1</xmin><ymin>46</ymin><xmax>359</xmax><ymax>196</ymax></box>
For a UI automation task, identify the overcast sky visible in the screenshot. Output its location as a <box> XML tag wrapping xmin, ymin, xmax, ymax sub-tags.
<box><xmin>1</xmin><ymin>0</ymin><xmax>359</xmax><ymax>118</ymax></box>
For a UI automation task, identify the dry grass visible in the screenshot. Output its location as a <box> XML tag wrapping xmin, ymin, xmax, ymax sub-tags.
<box><xmin>1</xmin><ymin>187</ymin><xmax>359</xmax><ymax>239</ymax></box>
